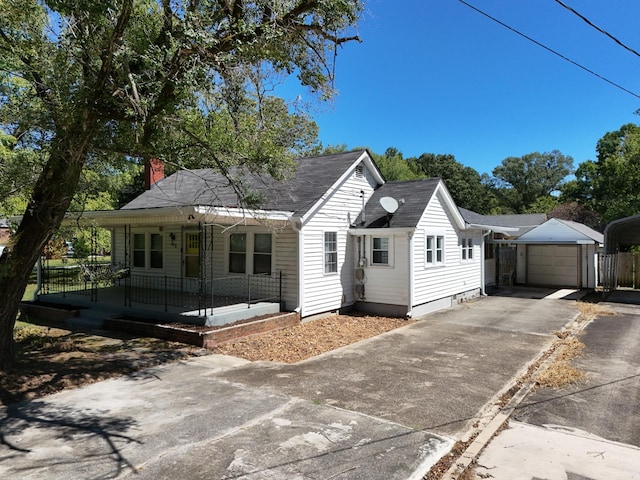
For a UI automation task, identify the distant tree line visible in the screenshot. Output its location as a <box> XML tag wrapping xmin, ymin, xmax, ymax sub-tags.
<box><xmin>342</xmin><ymin>123</ymin><xmax>640</xmax><ymax>231</ymax></box>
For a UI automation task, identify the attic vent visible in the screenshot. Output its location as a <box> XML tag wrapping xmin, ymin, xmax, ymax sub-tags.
<box><xmin>355</xmin><ymin>163</ymin><xmax>365</xmax><ymax>179</ymax></box>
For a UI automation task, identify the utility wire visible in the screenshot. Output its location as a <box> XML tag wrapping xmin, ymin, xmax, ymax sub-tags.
<box><xmin>456</xmin><ymin>0</ymin><xmax>640</xmax><ymax>101</ymax></box>
<box><xmin>553</xmin><ymin>0</ymin><xmax>640</xmax><ymax>59</ymax></box>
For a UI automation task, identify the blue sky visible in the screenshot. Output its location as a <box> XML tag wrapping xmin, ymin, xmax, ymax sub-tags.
<box><xmin>286</xmin><ymin>0</ymin><xmax>640</xmax><ymax>176</ymax></box>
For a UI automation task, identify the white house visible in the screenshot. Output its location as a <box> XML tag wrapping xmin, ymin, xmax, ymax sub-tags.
<box><xmin>40</xmin><ymin>150</ymin><xmax>509</xmax><ymax>322</ymax></box>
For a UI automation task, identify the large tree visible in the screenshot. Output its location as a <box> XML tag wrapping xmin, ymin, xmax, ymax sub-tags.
<box><xmin>371</xmin><ymin>147</ymin><xmax>422</xmax><ymax>181</ymax></box>
<box><xmin>0</xmin><ymin>0</ymin><xmax>362</xmax><ymax>370</ymax></box>
<box><xmin>409</xmin><ymin>153</ymin><xmax>496</xmax><ymax>214</ymax></box>
<box><xmin>492</xmin><ymin>150</ymin><xmax>573</xmax><ymax>213</ymax></box>
<box><xmin>561</xmin><ymin>124</ymin><xmax>640</xmax><ymax>224</ymax></box>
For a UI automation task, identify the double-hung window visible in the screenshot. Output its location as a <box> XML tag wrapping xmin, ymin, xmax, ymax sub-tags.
<box><xmin>229</xmin><ymin>233</ymin><xmax>247</xmax><ymax>273</ymax></box>
<box><xmin>426</xmin><ymin>234</ymin><xmax>445</xmax><ymax>265</ymax></box>
<box><xmin>228</xmin><ymin>232</ymin><xmax>273</xmax><ymax>274</ymax></box>
<box><xmin>461</xmin><ymin>238</ymin><xmax>473</xmax><ymax>260</ymax></box>
<box><xmin>371</xmin><ymin>237</ymin><xmax>389</xmax><ymax>265</ymax></box>
<box><xmin>253</xmin><ymin>233</ymin><xmax>272</xmax><ymax>275</ymax></box>
<box><xmin>132</xmin><ymin>232</ymin><xmax>163</xmax><ymax>270</ymax></box>
<box><xmin>324</xmin><ymin>232</ymin><xmax>338</xmax><ymax>273</ymax></box>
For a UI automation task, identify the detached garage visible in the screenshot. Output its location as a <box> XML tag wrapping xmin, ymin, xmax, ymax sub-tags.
<box><xmin>513</xmin><ymin>219</ymin><xmax>603</xmax><ymax>289</ymax></box>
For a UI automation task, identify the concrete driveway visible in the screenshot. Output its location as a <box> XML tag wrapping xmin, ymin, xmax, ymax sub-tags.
<box><xmin>0</xmin><ymin>291</ymin><xmax>579</xmax><ymax>479</ymax></box>
<box><xmin>476</xmin><ymin>290</ymin><xmax>640</xmax><ymax>480</ymax></box>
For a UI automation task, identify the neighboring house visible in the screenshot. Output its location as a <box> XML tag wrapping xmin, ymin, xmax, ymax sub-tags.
<box><xmin>47</xmin><ymin>150</ymin><xmax>507</xmax><ymax>321</ymax></box>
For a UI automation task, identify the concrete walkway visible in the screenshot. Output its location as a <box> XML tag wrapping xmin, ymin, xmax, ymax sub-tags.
<box><xmin>0</xmin><ymin>291</ymin><xmax>581</xmax><ymax>479</ymax></box>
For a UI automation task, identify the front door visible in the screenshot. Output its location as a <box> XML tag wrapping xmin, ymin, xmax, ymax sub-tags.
<box><xmin>184</xmin><ymin>232</ymin><xmax>200</xmax><ymax>278</ymax></box>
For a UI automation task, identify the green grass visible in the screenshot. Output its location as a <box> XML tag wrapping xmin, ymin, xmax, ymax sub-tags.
<box><xmin>43</xmin><ymin>256</ymin><xmax>111</xmax><ymax>267</ymax></box>
<box><xmin>22</xmin><ymin>284</ymin><xmax>38</xmax><ymax>302</ymax></box>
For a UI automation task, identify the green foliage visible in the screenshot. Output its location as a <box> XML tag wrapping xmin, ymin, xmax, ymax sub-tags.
<box><xmin>492</xmin><ymin>151</ymin><xmax>573</xmax><ymax>213</ymax></box>
<box><xmin>524</xmin><ymin>196</ymin><xmax>558</xmax><ymax>215</ymax></box>
<box><xmin>0</xmin><ymin>0</ymin><xmax>363</xmax><ymax>369</ymax></box>
<box><xmin>561</xmin><ymin>124</ymin><xmax>640</xmax><ymax>224</ymax></box>
<box><xmin>371</xmin><ymin>148</ymin><xmax>422</xmax><ymax>181</ymax></box>
<box><xmin>408</xmin><ymin>153</ymin><xmax>496</xmax><ymax>214</ymax></box>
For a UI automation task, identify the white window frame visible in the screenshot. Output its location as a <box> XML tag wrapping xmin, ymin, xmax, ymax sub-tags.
<box><xmin>131</xmin><ymin>229</ymin><xmax>165</xmax><ymax>271</ymax></box>
<box><xmin>226</xmin><ymin>231</ymin><xmax>275</xmax><ymax>275</ymax></box>
<box><xmin>324</xmin><ymin>231</ymin><xmax>338</xmax><ymax>274</ymax></box>
<box><xmin>370</xmin><ymin>236</ymin><xmax>392</xmax><ymax>266</ymax></box>
<box><xmin>253</xmin><ymin>233</ymin><xmax>273</xmax><ymax>275</ymax></box>
<box><xmin>425</xmin><ymin>233</ymin><xmax>445</xmax><ymax>267</ymax></box>
<box><xmin>461</xmin><ymin>237</ymin><xmax>474</xmax><ymax>261</ymax></box>
<box><xmin>354</xmin><ymin>163</ymin><xmax>365</xmax><ymax>179</ymax></box>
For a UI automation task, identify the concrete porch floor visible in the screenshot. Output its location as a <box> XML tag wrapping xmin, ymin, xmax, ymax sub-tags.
<box><xmin>32</xmin><ymin>287</ymin><xmax>280</xmax><ymax>330</ymax></box>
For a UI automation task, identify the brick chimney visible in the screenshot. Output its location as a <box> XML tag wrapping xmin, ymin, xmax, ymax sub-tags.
<box><xmin>144</xmin><ymin>158</ymin><xmax>165</xmax><ymax>190</ymax></box>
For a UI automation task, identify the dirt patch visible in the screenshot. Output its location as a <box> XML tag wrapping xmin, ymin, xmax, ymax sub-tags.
<box><xmin>576</xmin><ymin>301</ymin><xmax>616</xmax><ymax>322</ymax></box>
<box><xmin>1</xmin><ymin>321</ymin><xmax>205</xmax><ymax>406</ymax></box>
<box><xmin>3</xmin><ymin>312</ymin><xmax>411</xmax><ymax>405</ymax></box>
<box><xmin>534</xmin><ymin>336</ymin><xmax>588</xmax><ymax>389</ymax></box>
<box><xmin>214</xmin><ymin>313</ymin><xmax>413</xmax><ymax>363</ymax></box>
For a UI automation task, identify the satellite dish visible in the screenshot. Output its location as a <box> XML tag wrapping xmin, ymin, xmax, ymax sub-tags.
<box><xmin>380</xmin><ymin>196</ymin><xmax>399</xmax><ymax>214</ymax></box>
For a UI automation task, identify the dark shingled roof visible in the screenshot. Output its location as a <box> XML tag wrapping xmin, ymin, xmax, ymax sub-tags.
<box><xmin>122</xmin><ymin>150</ymin><xmax>370</xmax><ymax>217</ymax></box>
<box><xmin>355</xmin><ymin>178</ymin><xmax>441</xmax><ymax>228</ymax></box>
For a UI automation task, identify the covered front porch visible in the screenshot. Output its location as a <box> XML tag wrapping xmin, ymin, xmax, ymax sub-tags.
<box><xmin>37</xmin><ymin>204</ymin><xmax>297</xmax><ymax>326</ymax></box>
<box><xmin>37</xmin><ymin>265</ymin><xmax>282</xmax><ymax>326</ymax></box>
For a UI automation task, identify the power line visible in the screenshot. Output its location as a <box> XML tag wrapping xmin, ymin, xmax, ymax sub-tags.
<box><xmin>456</xmin><ymin>0</ymin><xmax>640</xmax><ymax>101</ymax></box>
<box><xmin>553</xmin><ymin>0</ymin><xmax>640</xmax><ymax>59</ymax></box>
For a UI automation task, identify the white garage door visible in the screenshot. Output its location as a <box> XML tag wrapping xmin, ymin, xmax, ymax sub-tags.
<box><xmin>527</xmin><ymin>245</ymin><xmax>579</xmax><ymax>287</ymax></box>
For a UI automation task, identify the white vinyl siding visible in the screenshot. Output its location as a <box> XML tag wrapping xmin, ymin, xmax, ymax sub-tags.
<box><xmin>412</xmin><ymin>190</ymin><xmax>481</xmax><ymax>308</ymax></box>
<box><xmin>356</xmin><ymin>232</ymin><xmax>408</xmax><ymax>306</ymax></box>
<box><xmin>301</xmin><ymin>162</ymin><xmax>377</xmax><ymax>317</ymax></box>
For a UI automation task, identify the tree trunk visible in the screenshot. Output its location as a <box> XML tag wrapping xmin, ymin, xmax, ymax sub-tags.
<box><xmin>0</xmin><ymin>131</ymin><xmax>93</xmax><ymax>371</ymax></box>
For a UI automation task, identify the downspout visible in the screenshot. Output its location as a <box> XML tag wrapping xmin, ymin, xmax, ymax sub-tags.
<box><xmin>289</xmin><ymin>217</ymin><xmax>304</xmax><ymax>316</ymax></box>
<box><xmin>406</xmin><ymin>231</ymin><xmax>415</xmax><ymax>318</ymax></box>
<box><xmin>481</xmin><ymin>230</ymin><xmax>492</xmax><ymax>296</ymax></box>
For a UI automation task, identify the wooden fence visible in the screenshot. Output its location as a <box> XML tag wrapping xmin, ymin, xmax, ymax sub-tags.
<box><xmin>617</xmin><ymin>252</ymin><xmax>640</xmax><ymax>288</ymax></box>
<box><xmin>599</xmin><ymin>252</ymin><xmax>640</xmax><ymax>291</ymax></box>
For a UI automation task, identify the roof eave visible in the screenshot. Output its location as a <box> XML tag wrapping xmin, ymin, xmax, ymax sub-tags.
<box><xmin>349</xmin><ymin>227</ymin><xmax>415</xmax><ymax>235</ymax></box>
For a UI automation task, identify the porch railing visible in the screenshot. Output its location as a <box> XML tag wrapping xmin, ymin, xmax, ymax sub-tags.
<box><xmin>41</xmin><ymin>265</ymin><xmax>282</xmax><ymax>313</ymax></box>
<box><xmin>41</xmin><ymin>264</ymin><xmax>114</xmax><ymax>298</ymax></box>
<box><xmin>123</xmin><ymin>272</ymin><xmax>282</xmax><ymax>313</ymax></box>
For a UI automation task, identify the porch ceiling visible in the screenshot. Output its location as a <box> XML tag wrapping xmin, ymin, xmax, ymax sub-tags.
<box><xmin>61</xmin><ymin>205</ymin><xmax>294</xmax><ymax>228</ymax></box>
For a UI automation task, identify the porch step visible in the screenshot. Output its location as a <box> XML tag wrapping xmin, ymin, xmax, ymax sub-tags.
<box><xmin>181</xmin><ymin>302</ymin><xmax>280</xmax><ymax>327</ymax></box>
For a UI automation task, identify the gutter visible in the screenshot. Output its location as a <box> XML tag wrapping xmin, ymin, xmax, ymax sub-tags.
<box><xmin>481</xmin><ymin>230</ymin><xmax>492</xmax><ymax>296</ymax></box>
<box><xmin>406</xmin><ymin>231</ymin><xmax>415</xmax><ymax>318</ymax></box>
<box><xmin>289</xmin><ymin>217</ymin><xmax>304</xmax><ymax>317</ymax></box>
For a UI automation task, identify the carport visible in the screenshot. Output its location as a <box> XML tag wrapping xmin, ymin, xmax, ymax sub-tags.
<box><xmin>502</xmin><ymin>218</ymin><xmax>603</xmax><ymax>289</ymax></box>
<box><xmin>601</xmin><ymin>214</ymin><xmax>640</xmax><ymax>294</ymax></box>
